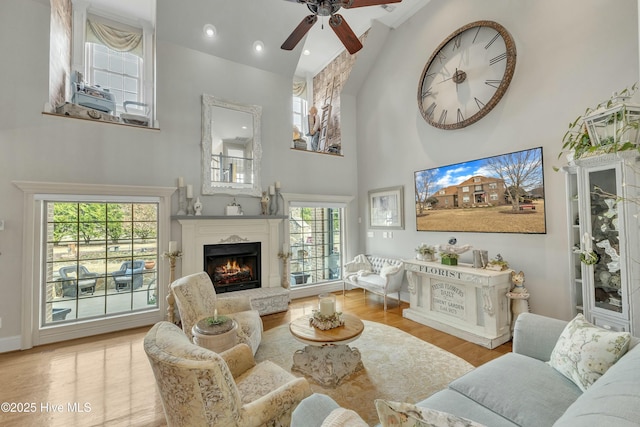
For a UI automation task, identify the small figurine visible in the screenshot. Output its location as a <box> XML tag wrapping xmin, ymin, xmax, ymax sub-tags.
<box><xmin>193</xmin><ymin>197</ymin><xmax>203</xmax><ymax>216</ymax></box>
<box><xmin>261</xmin><ymin>191</ymin><xmax>269</xmax><ymax>215</ymax></box>
<box><xmin>506</xmin><ymin>271</ymin><xmax>530</xmax><ymax>331</ymax></box>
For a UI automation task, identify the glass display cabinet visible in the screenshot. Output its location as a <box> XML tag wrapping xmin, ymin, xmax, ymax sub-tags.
<box><xmin>569</xmin><ymin>152</ymin><xmax>640</xmax><ymax>333</ymax></box>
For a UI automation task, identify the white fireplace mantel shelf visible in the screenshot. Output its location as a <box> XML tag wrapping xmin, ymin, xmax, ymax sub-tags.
<box><xmin>172</xmin><ymin>215</ymin><xmax>288</xmax><ymax>220</ymax></box>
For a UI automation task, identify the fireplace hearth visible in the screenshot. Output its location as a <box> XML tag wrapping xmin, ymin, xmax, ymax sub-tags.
<box><xmin>204</xmin><ymin>242</ymin><xmax>261</xmax><ymax>293</ymax></box>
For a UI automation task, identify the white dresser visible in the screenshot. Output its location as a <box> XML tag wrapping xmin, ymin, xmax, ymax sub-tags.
<box><xmin>403</xmin><ymin>260</ymin><xmax>512</xmax><ymax>349</ymax></box>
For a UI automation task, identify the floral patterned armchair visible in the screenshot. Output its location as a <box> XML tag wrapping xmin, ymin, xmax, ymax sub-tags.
<box><xmin>170</xmin><ymin>271</ymin><xmax>262</xmax><ymax>354</ymax></box>
<box><xmin>144</xmin><ymin>321</ymin><xmax>312</xmax><ymax>427</ymax></box>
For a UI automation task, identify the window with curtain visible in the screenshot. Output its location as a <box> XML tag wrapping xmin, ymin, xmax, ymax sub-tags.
<box><xmin>84</xmin><ymin>16</ymin><xmax>144</xmax><ymax>115</ymax></box>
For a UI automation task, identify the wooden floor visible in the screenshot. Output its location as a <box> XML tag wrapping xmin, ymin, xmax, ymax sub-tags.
<box><xmin>0</xmin><ymin>290</ymin><xmax>511</xmax><ymax>427</ymax></box>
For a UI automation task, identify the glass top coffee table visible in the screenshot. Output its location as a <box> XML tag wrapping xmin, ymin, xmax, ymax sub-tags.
<box><xmin>289</xmin><ymin>313</ymin><xmax>364</xmax><ymax>387</ymax></box>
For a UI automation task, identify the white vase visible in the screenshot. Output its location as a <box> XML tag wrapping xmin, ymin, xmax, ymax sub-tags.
<box><xmin>416</xmin><ymin>253</ymin><xmax>433</xmax><ymax>261</ymax></box>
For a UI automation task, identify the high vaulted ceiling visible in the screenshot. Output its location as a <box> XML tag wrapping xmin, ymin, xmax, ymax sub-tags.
<box><xmin>83</xmin><ymin>0</ymin><xmax>430</xmax><ymax>77</ymax></box>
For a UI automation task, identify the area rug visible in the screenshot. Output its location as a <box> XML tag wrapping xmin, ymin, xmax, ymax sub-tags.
<box><xmin>254</xmin><ymin>320</ymin><xmax>474</xmax><ymax>425</ymax></box>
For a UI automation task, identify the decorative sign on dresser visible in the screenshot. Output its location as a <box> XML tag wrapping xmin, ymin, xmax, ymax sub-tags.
<box><xmin>403</xmin><ymin>260</ymin><xmax>512</xmax><ymax>349</ymax></box>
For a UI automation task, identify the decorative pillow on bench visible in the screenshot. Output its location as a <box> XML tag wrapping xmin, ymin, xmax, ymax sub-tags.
<box><xmin>547</xmin><ymin>313</ymin><xmax>631</xmax><ymax>391</ymax></box>
<box><xmin>380</xmin><ymin>263</ymin><xmax>401</xmax><ymax>278</ymax></box>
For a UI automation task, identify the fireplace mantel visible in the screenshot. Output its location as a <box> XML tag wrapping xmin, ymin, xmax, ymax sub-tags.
<box><xmin>178</xmin><ymin>217</ymin><xmax>284</xmax><ymax>289</ymax></box>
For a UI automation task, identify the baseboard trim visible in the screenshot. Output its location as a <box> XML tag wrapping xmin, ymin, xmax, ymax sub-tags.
<box><xmin>0</xmin><ymin>335</ymin><xmax>22</xmax><ymax>353</ymax></box>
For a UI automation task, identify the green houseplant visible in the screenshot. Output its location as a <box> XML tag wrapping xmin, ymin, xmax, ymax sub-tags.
<box><xmin>415</xmin><ymin>243</ymin><xmax>436</xmax><ymax>261</ymax></box>
<box><xmin>440</xmin><ymin>252</ymin><xmax>459</xmax><ymax>266</ymax></box>
<box><xmin>559</xmin><ymin>83</ymin><xmax>640</xmax><ymax>163</ymax></box>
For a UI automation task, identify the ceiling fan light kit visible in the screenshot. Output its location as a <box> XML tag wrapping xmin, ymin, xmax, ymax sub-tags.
<box><xmin>281</xmin><ymin>0</ymin><xmax>403</xmax><ymax>55</ymax></box>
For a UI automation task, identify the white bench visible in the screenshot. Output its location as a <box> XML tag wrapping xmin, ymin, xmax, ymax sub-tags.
<box><xmin>217</xmin><ymin>287</ymin><xmax>290</xmax><ymax>316</ymax></box>
<box><xmin>343</xmin><ymin>254</ymin><xmax>405</xmax><ymax>311</ymax></box>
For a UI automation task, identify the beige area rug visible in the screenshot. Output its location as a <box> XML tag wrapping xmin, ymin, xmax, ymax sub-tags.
<box><xmin>254</xmin><ymin>320</ymin><xmax>474</xmax><ymax>425</ymax></box>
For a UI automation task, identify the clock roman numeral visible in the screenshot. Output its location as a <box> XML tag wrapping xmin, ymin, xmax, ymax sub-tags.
<box><xmin>472</xmin><ymin>26</ymin><xmax>482</xmax><ymax>44</ymax></box>
<box><xmin>421</xmin><ymin>85</ymin><xmax>433</xmax><ymax>100</ymax></box>
<box><xmin>474</xmin><ymin>97</ymin><xmax>486</xmax><ymax>110</ymax></box>
<box><xmin>457</xmin><ymin>109</ymin><xmax>464</xmax><ymax>123</ymax></box>
<box><xmin>485</xmin><ymin>79</ymin><xmax>502</xmax><ymax>88</ymax></box>
<box><xmin>490</xmin><ymin>52</ymin><xmax>507</xmax><ymax>66</ymax></box>
<box><xmin>436</xmin><ymin>51</ymin><xmax>447</xmax><ymax>64</ymax></box>
<box><xmin>484</xmin><ymin>33</ymin><xmax>500</xmax><ymax>49</ymax></box>
<box><xmin>438</xmin><ymin>109</ymin><xmax>448</xmax><ymax>125</ymax></box>
<box><xmin>426</xmin><ymin>102</ymin><xmax>437</xmax><ymax>119</ymax></box>
<box><xmin>452</xmin><ymin>34</ymin><xmax>462</xmax><ymax>50</ymax></box>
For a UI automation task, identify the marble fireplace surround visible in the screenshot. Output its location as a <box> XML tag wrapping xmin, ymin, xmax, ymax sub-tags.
<box><xmin>177</xmin><ymin>217</ymin><xmax>283</xmax><ymax>289</ymax></box>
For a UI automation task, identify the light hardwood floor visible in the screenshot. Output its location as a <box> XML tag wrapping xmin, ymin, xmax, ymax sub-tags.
<box><xmin>0</xmin><ymin>290</ymin><xmax>512</xmax><ymax>426</ymax></box>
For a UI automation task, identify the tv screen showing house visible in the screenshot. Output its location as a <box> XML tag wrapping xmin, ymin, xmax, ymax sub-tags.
<box><xmin>414</xmin><ymin>147</ymin><xmax>546</xmax><ymax>234</ymax></box>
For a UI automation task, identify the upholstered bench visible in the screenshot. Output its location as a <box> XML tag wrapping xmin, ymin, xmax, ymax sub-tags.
<box><xmin>343</xmin><ymin>254</ymin><xmax>404</xmax><ymax>311</ymax></box>
<box><xmin>218</xmin><ymin>287</ymin><xmax>290</xmax><ymax>316</ymax></box>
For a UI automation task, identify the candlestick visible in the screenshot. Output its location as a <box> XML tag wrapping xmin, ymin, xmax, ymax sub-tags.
<box><xmin>178</xmin><ymin>176</ymin><xmax>184</xmax><ymax>187</ymax></box>
<box><xmin>275</xmin><ymin>181</ymin><xmax>281</xmax><ymax>189</ymax></box>
<box><xmin>176</xmin><ymin>186</ymin><xmax>187</xmax><ymax>215</ymax></box>
<box><xmin>169</xmin><ymin>241</ymin><xmax>177</xmax><ymax>253</ymax></box>
<box><xmin>269</xmin><ymin>185</ymin><xmax>275</xmax><ymax>195</ymax></box>
<box><xmin>186</xmin><ymin>184</ymin><xmax>193</xmax><ymax>198</ymax></box>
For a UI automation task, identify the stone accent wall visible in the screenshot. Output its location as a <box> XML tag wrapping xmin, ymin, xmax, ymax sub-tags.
<box><xmin>312</xmin><ymin>31</ymin><xmax>368</xmax><ymax>152</ymax></box>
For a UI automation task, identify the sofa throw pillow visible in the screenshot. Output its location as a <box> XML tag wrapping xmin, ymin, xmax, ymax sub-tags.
<box><xmin>547</xmin><ymin>313</ymin><xmax>631</xmax><ymax>391</ymax></box>
<box><xmin>380</xmin><ymin>263</ymin><xmax>400</xmax><ymax>279</ymax></box>
<box><xmin>375</xmin><ymin>400</ymin><xmax>486</xmax><ymax>427</ymax></box>
<box><xmin>321</xmin><ymin>407</ymin><xmax>369</xmax><ymax>427</ymax></box>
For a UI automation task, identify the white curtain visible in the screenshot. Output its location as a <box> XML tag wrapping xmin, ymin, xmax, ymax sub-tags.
<box><xmin>86</xmin><ymin>15</ymin><xmax>143</xmax><ymax>57</ymax></box>
<box><xmin>293</xmin><ymin>79</ymin><xmax>307</xmax><ymax>97</ymax></box>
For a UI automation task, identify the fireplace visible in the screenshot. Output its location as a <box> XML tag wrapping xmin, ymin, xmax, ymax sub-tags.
<box><xmin>204</xmin><ymin>242</ymin><xmax>261</xmax><ymax>293</ymax></box>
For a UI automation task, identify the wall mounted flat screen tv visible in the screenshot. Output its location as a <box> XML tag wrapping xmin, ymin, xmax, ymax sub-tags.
<box><xmin>414</xmin><ymin>147</ymin><xmax>546</xmax><ymax>234</ymax></box>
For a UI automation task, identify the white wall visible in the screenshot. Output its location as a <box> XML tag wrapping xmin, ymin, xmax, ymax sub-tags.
<box><xmin>354</xmin><ymin>0</ymin><xmax>639</xmax><ymax>320</ymax></box>
<box><xmin>0</xmin><ymin>0</ymin><xmax>359</xmax><ymax>348</ymax></box>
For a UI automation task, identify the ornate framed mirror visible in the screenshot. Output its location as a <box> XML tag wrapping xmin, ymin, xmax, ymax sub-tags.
<box><xmin>201</xmin><ymin>94</ymin><xmax>262</xmax><ymax>196</ymax></box>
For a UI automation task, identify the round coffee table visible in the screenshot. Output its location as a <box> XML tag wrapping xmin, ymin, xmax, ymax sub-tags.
<box><xmin>289</xmin><ymin>313</ymin><xmax>364</xmax><ymax>387</ymax></box>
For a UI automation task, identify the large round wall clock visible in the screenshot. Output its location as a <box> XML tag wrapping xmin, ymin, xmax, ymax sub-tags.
<box><xmin>417</xmin><ymin>20</ymin><xmax>516</xmax><ymax>130</ymax></box>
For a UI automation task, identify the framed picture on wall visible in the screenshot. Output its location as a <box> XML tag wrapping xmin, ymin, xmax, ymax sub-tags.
<box><xmin>369</xmin><ymin>186</ymin><xmax>404</xmax><ymax>229</ymax></box>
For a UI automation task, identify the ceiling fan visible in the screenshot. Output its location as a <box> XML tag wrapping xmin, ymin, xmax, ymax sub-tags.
<box><xmin>281</xmin><ymin>0</ymin><xmax>403</xmax><ymax>55</ymax></box>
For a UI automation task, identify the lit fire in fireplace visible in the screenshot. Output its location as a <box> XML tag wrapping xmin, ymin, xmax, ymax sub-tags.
<box><xmin>214</xmin><ymin>258</ymin><xmax>253</xmax><ymax>285</ymax></box>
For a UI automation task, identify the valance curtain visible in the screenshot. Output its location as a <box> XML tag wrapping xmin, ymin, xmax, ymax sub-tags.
<box><xmin>86</xmin><ymin>16</ymin><xmax>143</xmax><ymax>58</ymax></box>
<box><xmin>293</xmin><ymin>79</ymin><xmax>307</xmax><ymax>97</ymax></box>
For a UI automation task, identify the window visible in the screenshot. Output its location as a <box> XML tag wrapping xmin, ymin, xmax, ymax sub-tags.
<box><xmin>288</xmin><ymin>206</ymin><xmax>343</xmax><ymax>286</ymax></box>
<box><xmin>293</xmin><ymin>96</ymin><xmax>308</xmax><ymax>135</ymax></box>
<box><xmin>489</xmin><ymin>182</ymin><xmax>498</xmax><ymax>189</ymax></box>
<box><xmin>462</xmin><ymin>186</ymin><xmax>469</xmax><ymax>192</ymax></box>
<box><xmin>43</xmin><ymin>200</ymin><xmax>158</xmax><ymax>326</ymax></box>
<box><xmin>463</xmin><ymin>196</ymin><xmax>470</xmax><ymax>203</ymax></box>
<box><xmin>85</xmin><ymin>43</ymin><xmax>143</xmax><ymax>115</ymax></box>
<box><xmin>70</xmin><ymin>5</ymin><xmax>155</xmax><ymax>123</ymax></box>
<box><xmin>490</xmin><ymin>193</ymin><xmax>499</xmax><ymax>201</ymax></box>
<box><xmin>474</xmin><ymin>185</ymin><xmax>483</xmax><ymax>191</ymax></box>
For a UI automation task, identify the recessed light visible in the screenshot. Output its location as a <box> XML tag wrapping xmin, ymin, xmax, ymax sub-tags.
<box><xmin>303</xmin><ymin>49</ymin><xmax>311</xmax><ymax>56</ymax></box>
<box><xmin>203</xmin><ymin>24</ymin><xmax>216</xmax><ymax>38</ymax></box>
<box><xmin>253</xmin><ymin>40</ymin><xmax>264</xmax><ymax>53</ymax></box>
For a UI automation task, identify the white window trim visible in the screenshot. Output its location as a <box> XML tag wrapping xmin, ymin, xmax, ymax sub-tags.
<box><xmin>13</xmin><ymin>181</ymin><xmax>174</xmax><ymax>349</ymax></box>
<box><xmin>281</xmin><ymin>193</ymin><xmax>354</xmax><ymax>299</ymax></box>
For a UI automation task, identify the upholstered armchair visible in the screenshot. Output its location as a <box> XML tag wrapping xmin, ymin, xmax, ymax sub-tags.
<box><xmin>144</xmin><ymin>321</ymin><xmax>312</xmax><ymax>427</ymax></box>
<box><xmin>170</xmin><ymin>271</ymin><xmax>262</xmax><ymax>354</ymax></box>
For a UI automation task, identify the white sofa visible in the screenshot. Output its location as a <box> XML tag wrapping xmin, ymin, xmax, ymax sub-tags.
<box><xmin>343</xmin><ymin>254</ymin><xmax>404</xmax><ymax>311</ymax></box>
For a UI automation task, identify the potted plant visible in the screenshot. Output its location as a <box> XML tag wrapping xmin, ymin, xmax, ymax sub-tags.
<box><xmin>415</xmin><ymin>243</ymin><xmax>436</xmax><ymax>261</ymax></box>
<box><xmin>440</xmin><ymin>252</ymin><xmax>459</xmax><ymax>266</ymax></box>
<box><xmin>559</xmin><ymin>83</ymin><xmax>640</xmax><ymax>164</ymax></box>
<box><xmin>486</xmin><ymin>254</ymin><xmax>509</xmax><ymax>271</ymax></box>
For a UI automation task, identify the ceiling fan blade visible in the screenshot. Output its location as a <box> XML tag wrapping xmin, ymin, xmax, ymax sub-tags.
<box><xmin>342</xmin><ymin>0</ymin><xmax>403</xmax><ymax>8</ymax></box>
<box><xmin>329</xmin><ymin>14</ymin><xmax>363</xmax><ymax>55</ymax></box>
<box><xmin>281</xmin><ymin>15</ymin><xmax>318</xmax><ymax>51</ymax></box>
